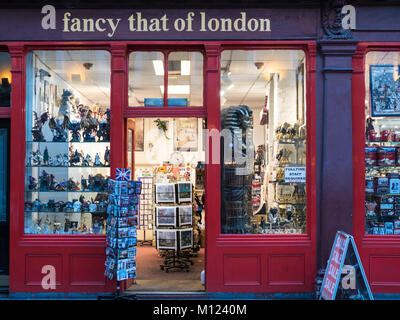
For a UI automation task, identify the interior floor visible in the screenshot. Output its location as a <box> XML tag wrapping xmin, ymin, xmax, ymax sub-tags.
<box><xmin>127</xmin><ymin>246</ymin><xmax>205</xmax><ymax>292</ymax></box>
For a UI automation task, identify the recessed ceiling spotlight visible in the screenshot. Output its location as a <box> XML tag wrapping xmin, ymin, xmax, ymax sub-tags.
<box><xmin>254</xmin><ymin>62</ymin><xmax>264</xmax><ymax>70</ymax></box>
<box><xmin>83</xmin><ymin>63</ymin><xmax>93</xmax><ymax>70</ymax></box>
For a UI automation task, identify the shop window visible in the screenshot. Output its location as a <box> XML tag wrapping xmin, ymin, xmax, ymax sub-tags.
<box><xmin>220</xmin><ymin>50</ymin><xmax>307</xmax><ymax>234</ymax></box>
<box><xmin>0</xmin><ymin>52</ymin><xmax>11</xmax><ymax>107</ymax></box>
<box><xmin>364</xmin><ymin>51</ymin><xmax>400</xmax><ymax>236</ymax></box>
<box><xmin>24</xmin><ymin>50</ymin><xmax>111</xmax><ymax>235</ymax></box>
<box><xmin>128</xmin><ymin>51</ymin><xmax>203</xmax><ymax>107</ymax></box>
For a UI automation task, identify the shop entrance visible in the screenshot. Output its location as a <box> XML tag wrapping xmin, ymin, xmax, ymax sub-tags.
<box><xmin>126</xmin><ymin>117</ymin><xmax>206</xmax><ymax>292</ymax></box>
<box><xmin>0</xmin><ymin>119</ymin><xmax>9</xmax><ymax>288</ymax></box>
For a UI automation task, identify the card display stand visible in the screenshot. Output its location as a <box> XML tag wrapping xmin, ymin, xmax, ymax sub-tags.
<box><xmin>104</xmin><ymin>171</ymin><xmax>142</xmax><ymax>292</ymax></box>
<box><xmin>154</xmin><ymin>182</ymin><xmax>195</xmax><ymax>272</ymax></box>
<box><xmin>138</xmin><ymin>176</ymin><xmax>153</xmax><ymax>245</ymax></box>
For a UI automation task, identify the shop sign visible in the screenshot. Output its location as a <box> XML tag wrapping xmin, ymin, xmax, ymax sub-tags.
<box><xmin>284</xmin><ymin>167</ymin><xmax>306</xmax><ymax>183</ymax></box>
<box><xmin>0</xmin><ymin>8</ymin><xmax>318</xmax><ymax>41</ymax></box>
<box><xmin>320</xmin><ymin>231</ymin><xmax>373</xmax><ymax>300</ymax></box>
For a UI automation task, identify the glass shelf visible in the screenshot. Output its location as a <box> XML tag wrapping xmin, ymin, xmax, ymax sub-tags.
<box><xmin>25</xmin><ymin>190</ymin><xmax>107</xmax><ymax>193</ymax></box>
<box><xmin>26</xmin><ymin>165</ymin><xmax>110</xmax><ymax>168</ymax></box>
<box><xmin>27</xmin><ymin>141</ymin><xmax>110</xmax><ymax>144</ymax></box>
<box><xmin>25</xmin><ymin>211</ymin><xmax>108</xmax><ymax>215</ymax></box>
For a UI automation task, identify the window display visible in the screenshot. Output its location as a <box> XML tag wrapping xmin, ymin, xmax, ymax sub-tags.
<box><xmin>24</xmin><ymin>50</ymin><xmax>111</xmax><ymax>235</ymax></box>
<box><xmin>220</xmin><ymin>50</ymin><xmax>307</xmax><ymax>234</ymax></box>
<box><xmin>0</xmin><ymin>52</ymin><xmax>11</xmax><ymax>107</ymax></box>
<box><xmin>364</xmin><ymin>51</ymin><xmax>400</xmax><ymax>235</ymax></box>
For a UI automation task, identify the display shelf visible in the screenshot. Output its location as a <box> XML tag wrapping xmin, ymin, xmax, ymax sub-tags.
<box><xmin>25</xmin><ymin>190</ymin><xmax>107</xmax><ymax>193</ymax></box>
<box><xmin>26</xmin><ymin>165</ymin><xmax>110</xmax><ymax>168</ymax></box>
<box><xmin>27</xmin><ymin>141</ymin><xmax>110</xmax><ymax>144</ymax></box>
<box><xmin>25</xmin><ymin>211</ymin><xmax>108</xmax><ymax>214</ymax></box>
<box><xmin>276</xmin><ymin>202</ymin><xmax>306</xmax><ymax>206</ymax></box>
<box><xmin>269</xmin><ymin>180</ymin><xmax>306</xmax><ymax>185</ymax></box>
<box><xmin>278</xmin><ymin>138</ymin><xmax>305</xmax><ymax>145</ymax></box>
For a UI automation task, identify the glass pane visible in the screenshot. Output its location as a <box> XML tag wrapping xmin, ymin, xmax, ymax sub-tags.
<box><xmin>167</xmin><ymin>52</ymin><xmax>203</xmax><ymax>106</ymax></box>
<box><xmin>0</xmin><ymin>52</ymin><xmax>11</xmax><ymax>107</ymax></box>
<box><xmin>128</xmin><ymin>52</ymin><xmax>164</xmax><ymax>107</ymax></box>
<box><xmin>24</xmin><ymin>50</ymin><xmax>111</xmax><ymax>235</ymax></box>
<box><xmin>0</xmin><ymin>128</ymin><xmax>6</xmax><ymax>222</ymax></box>
<box><xmin>220</xmin><ymin>50</ymin><xmax>307</xmax><ymax>234</ymax></box>
<box><xmin>365</xmin><ymin>51</ymin><xmax>400</xmax><ymax>235</ymax></box>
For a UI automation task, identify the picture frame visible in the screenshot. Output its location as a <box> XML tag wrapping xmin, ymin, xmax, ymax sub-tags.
<box><xmin>134</xmin><ymin>118</ymin><xmax>144</xmax><ymax>152</ymax></box>
<box><xmin>178</xmin><ymin>205</ymin><xmax>193</xmax><ymax>227</ymax></box>
<box><xmin>389</xmin><ymin>178</ymin><xmax>400</xmax><ymax>194</ymax></box>
<box><xmin>177</xmin><ymin>182</ymin><xmax>192</xmax><ymax>203</ymax></box>
<box><xmin>155</xmin><ymin>206</ymin><xmax>177</xmax><ymax>227</ymax></box>
<box><xmin>296</xmin><ymin>60</ymin><xmax>305</xmax><ymax>124</ymax></box>
<box><xmin>174</xmin><ymin>118</ymin><xmax>198</xmax><ymax>152</ymax></box>
<box><xmin>370</xmin><ymin>65</ymin><xmax>400</xmax><ymax>117</ymax></box>
<box><xmin>156</xmin><ymin>229</ymin><xmax>178</xmax><ymax>250</ymax></box>
<box><xmin>179</xmin><ymin>228</ymin><xmax>193</xmax><ymax>250</ymax></box>
<box><xmin>155</xmin><ymin>183</ymin><xmax>176</xmax><ymax>203</ymax></box>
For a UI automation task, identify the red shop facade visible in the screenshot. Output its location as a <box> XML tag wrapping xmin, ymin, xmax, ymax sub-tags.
<box><xmin>0</xmin><ymin>1</ymin><xmax>399</xmax><ymax>297</ymax></box>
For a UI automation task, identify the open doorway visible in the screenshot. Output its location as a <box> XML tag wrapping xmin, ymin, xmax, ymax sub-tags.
<box><xmin>126</xmin><ymin>117</ymin><xmax>206</xmax><ymax>292</ymax></box>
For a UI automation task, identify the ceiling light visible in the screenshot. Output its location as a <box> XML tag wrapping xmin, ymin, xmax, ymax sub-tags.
<box><xmin>160</xmin><ymin>85</ymin><xmax>190</xmax><ymax>95</ymax></box>
<box><xmin>181</xmin><ymin>60</ymin><xmax>191</xmax><ymax>75</ymax></box>
<box><xmin>153</xmin><ymin>60</ymin><xmax>164</xmax><ymax>76</ymax></box>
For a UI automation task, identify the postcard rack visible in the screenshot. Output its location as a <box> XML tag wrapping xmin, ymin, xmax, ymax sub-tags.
<box><xmin>154</xmin><ymin>181</ymin><xmax>194</xmax><ymax>272</ymax></box>
<box><xmin>137</xmin><ymin>176</ymin><xmax>153</xmax><ymax>245</ymax></box>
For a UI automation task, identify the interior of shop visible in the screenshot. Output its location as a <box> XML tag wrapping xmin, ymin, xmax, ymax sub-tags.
<box><xmin>127</xmin><ymin>117</ymin><xmax>206</xmax><ymax>292</ymax></box>
<box><xmin>219</xmin><ymin>50</ymin><xmax>307</xmax><ymax>235</ymax></box>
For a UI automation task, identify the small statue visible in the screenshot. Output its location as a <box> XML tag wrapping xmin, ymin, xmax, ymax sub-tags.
<box><xmin>63</xmin><ymin>153</ymin><xmax>69</xmax><ymax>167</ymax></box>
<box><xmin>260</xmin><ymin>216</ymin><xmax>266</xmax><ymax>229</ymax></box>
<box><xmin>81</xmin><ymin>110</ymin><xmax>98</xmax><ymax>142</ymax></box>
<box><xmin>39</xmin><ymin>170</ymin><xmax>50</xmax><ymax>191</ymax></box>
<box><xmin>32</xmin><ymin>150</ymin><xmax>43</xmax><ymax>166</ymax></box>
<box><xmin>104</xmin><ymin>146</ymin><xmax>110</xmax><ymax>166</ymax></box>
<box><xmin>66</xmin><ymin>178</ymin><xmax>79</xmax><ymax>191</ymax></box>
<box><xmin>32</xmin><ymin>111</ymin><xmax>49</xmax><ymax>142</ymax></box>
<box><xmin>55</xmin><ymin>154</ymin><xmax>63</xmax><ymax>166</ymax></box>
<box><xmin>54</xmin><ymin>180</ymin><xmax>66</xmax><ymax>192</ymax></box>
<box><xmin>68</xmin><ymin>120</ymin><xmax>81</xmax><ymax>142</ymax></box>
<box><xmin>69</xmin><ymin>149</ymin><xmax>82</xmax><ymax>166</ymax></box>
<box><xmin>94</xmin><ymin>153</ymin><xmax>102</xmax><ymax>166</ymax></box>
<box><xmin>366</xmin><ymin>117</ymin><xmax>375</xmax><ymax>140</ymax></box>
<box><xmin>268</xmin><ymin>207</ymin><xmax>279</xmax><ymax>224</ymax></box>
<box><xmin>276</xmin><ymin>148</ymin><xmax>292</xmax><ymax>164</ymax></box>
<box><xmin>59</xmin><ymin>90</ymin><xmax>73</xmax><ymax>117</ymax></box>
<box><xmin>43</xmin><ymin>147</ymin><xmax>49</xmax><ymax>166</ymax></box>
<box><xmin>28</xmin><ymin>176</ymin><xmax>38</xmax><ymax>190</ymax></box>
<box><xmin>49</xmin><ymin>116</ymin><xmax>69</xmax><ymax>142</ymax></box>
<box><xmin>82</xmin><ymin>154</ymin><xmax>92</xmax><ymax>166</ymax></box>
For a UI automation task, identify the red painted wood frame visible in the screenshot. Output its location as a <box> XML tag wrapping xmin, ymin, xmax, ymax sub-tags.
<box><xmin>353</xmin><ymin>42</ymin><xmax>400</xmax><ymax>294</ymax></box>
<box><xmin>6</xmin><ymin>40</ymin><xmax>316</xmax><ymax>294</ymax></box>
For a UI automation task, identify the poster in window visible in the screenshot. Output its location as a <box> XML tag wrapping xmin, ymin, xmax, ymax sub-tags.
<box><xmin>135</xmin><ymin>118</ymin><xmax>144</xmax><ymax>151</ymax></box>
<box><xmin>370</xmin><ymin>65</ymin><xmax>400</xmax><ymax>116</ymax></box>
<box><xmin>174</xmin><ymin>118</ymin><xmax>198</xmax><ymax>152</ymax></box>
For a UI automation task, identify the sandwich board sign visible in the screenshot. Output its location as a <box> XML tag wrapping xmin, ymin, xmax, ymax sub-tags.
<box><xmin>320</xmin><ymin>231</ymin><xmax>373</xmax><ymax>300</ymax></box>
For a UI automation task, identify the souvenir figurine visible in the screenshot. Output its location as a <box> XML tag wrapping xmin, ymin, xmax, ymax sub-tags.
<box><xmin>69</xmin><ymin>149</ymin><xmax>82</xmax><ymax>166</ymax></box>
<box><xmin>66</xmin><ymin>178</ymin><xmax>79</xmax><ymax>191</ymax></box>
<box><xmin>366</xmin><ymin>117</ymin><xmax>375</xmax><ymax>140</ymax></box>
<box><xmin>73</xmin><ymin>200</ymin><xmax>82</xmax><ymax>213</ymax></box>
<box><xmin>32</xmin><ymin>150</ymin><xmax>43</xmax><ymax>166</ymax></box>
<box><xmin>32</xmin><ymin>199</ymin><xmax>41</xmax><ymax>211</ymax></box>
<box><xmin>54</xmin><ymin>180</ymin><xmax>66</xmax><ymax>192</ymax></box>
<box><xmin>260</xmin><ymin>216</ymin><xmax>266</xmax><ymax>229</ymax></box>
<box><xmin>94</xmin><ymin>153</ymin><xmax>102</xmax><ymax>166</ymax></box>
<box><xmin>63</xmin><ymin>153</ymin><xmax>69</xmax><ymax>167</ymax></box>
<box><xmin>28</xmin><ymin>176</ymin><xmax>38</xmax><ymax>191</ymax></box>
<box><xmin>55</xmin><ymin>154</ymin><xmax>63</xmax><ymax>166</ymax></box>
<box><xmin>49</xmin><ymin>173</ymin><xmax>56</xmax><ymax>190</ymax></box>
<box><xmin>39</xmin><ymin>170</ymin><xmax>50</xmax><ymax>191</ymax></box>
<box><xmin>82</xmin><ymin>154</ymin><xmax>92</xmax><ymax>167</ymax></box>
<box><xmin>81</xmin><ymin>177</ymin><xmax>88</xmax><ymax>191</ymax></box>
<box><xmin>32</xmin><ymin>111</ymin><xmax>49</xmax><ymax>142</ymax></box>
<box><xmin>64</xmin><ymin>201</ymin><xmax>74</xmax><ymax>213</ymax></box>
<box><xmin>25</xmin><ymin>201</ymin><xmax>33</xmax><ymax>212</ymax></box>
<box><xmin>97</xmin><ymin>110</ymin><xmax>110</xmax><ymax>142</ymax></box>
<box><xmin>268</xmin><ymin>207</ymin><xmax>279</xmax><ymax>224</ymax></box>
<box><xmin>59</xmin><ymin>90</ymin><xmax>73</xmax><ymax>117</ymax></box>
<box><xmin>68</xmin><ymin>120</ymin><xmax>81</xmax><ymax>142</ymax></box>
<box><xmin>366</xmin><ymin>201</ymin><xmax>377</xmax><ymax>216</ymax></box>
<box><xmin>104</xmin><ymin>146</ymin><xmax>110</xmax><ymax>166</ymax></box>
<box><xmin>43</xmin><ymin>147</ymin><xmax>49</xmax><ymax>166</ymax></box>
<box><xmin>81</xmin><ymin>110</ymin><xmax>98</xmax><ymax>142</ymax></box>
<box><xmin>49</xmin><ymin>116</ymin><xmax>69</xmax><ymax>142</ymax></box>
<box><xmin>26</xmin><ymin>151</ymin><xmax>34</xmax><ymax>166</ymax></box>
